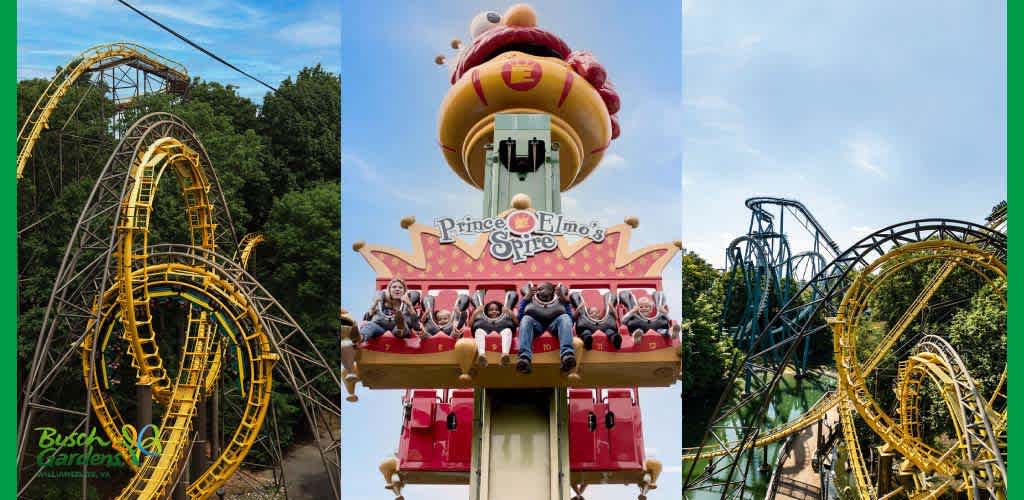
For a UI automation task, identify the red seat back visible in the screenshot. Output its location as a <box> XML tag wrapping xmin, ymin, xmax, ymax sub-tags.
<box><xmin>448</xmin><ymin>389</ymin><xmax>474</xmax><ymax>465</ymax></box>
<box><xmin>568</xmin><ymin>389</ymin><xmax>599</xmax><ymax>467</ymax></box>
<box><xmin>435</xmin><ymin>290</ymin><xmax>459</xmax><ymax>311</ymax></box>
<box><xmin>605</xmin><ymin>389</ymin><xmax>643</xmax><ymax>468</ymax></box>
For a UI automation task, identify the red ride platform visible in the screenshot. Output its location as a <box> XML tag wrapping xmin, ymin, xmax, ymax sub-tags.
<box><xmin>393</xmin><ymin>388</ymin><xmax>651</xmax><ymax>487</ymax></box>
<box><xmin>347</xmin><ymin>215</ymin><xmax>682</xmax><ymax>392</ymax></box>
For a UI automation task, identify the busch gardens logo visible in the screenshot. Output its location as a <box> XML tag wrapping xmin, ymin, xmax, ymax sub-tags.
<box><xmin>435</xmin><ymin>210</ymin><xmax>606</xmax><ymax>263</ymax></box>
<box><xmin>35</xmin><ymin>424</ymin><xmax>162</xmax><ymax>473</ymax></box>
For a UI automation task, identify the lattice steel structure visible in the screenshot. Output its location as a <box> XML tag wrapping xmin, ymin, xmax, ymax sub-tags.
<box><xmin>684</xmin><ymin>217</ymin><xmax>1007</xmax><ymax>499</ymax></box>
<box><xmin>17</xmin><ymin>112</ymin><xmax>339</xmax><ymax>499</ymax></box>
<box><xmin>17</xmin><ymin>42</ymin><xmax>189</xmax><ymax>231</ymax></box>
<box><xmin>720</xmin><ymin>197</ymin><xmax>841</xmax><ymax>392</ymax></box>
<box><xmin>17</xmin><ymin>42</ymin><xmax>189</xmax><ymax>179</ymax></box>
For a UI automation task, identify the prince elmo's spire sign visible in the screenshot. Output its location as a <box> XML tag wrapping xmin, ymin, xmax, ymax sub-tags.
<box><xmin>435</xmin><ymin>210</ymin><xmax>606</xmax><ymax>263</ymax></box>
<box><xmin>352</xmin><ymin>207</ymin><xmax>679</xmax><ymax>287</ymax></box>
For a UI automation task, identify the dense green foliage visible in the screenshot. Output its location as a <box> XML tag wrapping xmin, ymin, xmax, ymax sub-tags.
<box><xmin>680</xmin><ymin>250</ymin><xmax>733</xmax><ymax>399</ymax></box>
<box><xmin>680</xmin><ymin>250</ymin><xmax>738</xmax><ymax>446</ymax></box>
<box><xmin>18</xmin><ymin>65</ymin><xmax>339</xmax><ymax>494</ymax></box>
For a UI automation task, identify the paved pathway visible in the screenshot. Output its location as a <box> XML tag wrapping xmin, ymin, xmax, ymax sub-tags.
<box><xmin>773</xmin><ymin>407</ymin><xmax>839</xmax><ymax>500</ymax></box>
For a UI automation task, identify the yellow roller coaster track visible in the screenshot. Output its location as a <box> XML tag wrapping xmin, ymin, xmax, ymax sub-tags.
<box><xmin>833</xmin><ymin>240</ymin><xmax>1006</xmax><ymax>499</ymax></box>
<box><xmin>18</xmin><ymin>111</ymin><xmax>338</xmax><ymax>498</ymax></box>
<box><xmin>81</xmin><ymin>263</ymin><xmax>264</xmax><ymax>473</ymax></box>
<box><xmin>118</xmin><ymin>137</ymin><xmax>216</xmax><ymax>404</ymax></box>
<box><xmin>896</xmin><ymin>343</ymin><xmax>1004</xmax><ymax>497</ymax></box>
<box><xmin>683</xmin><ymin>221</ymin><xmax>1008</xmax><ymax>465</ymax></box>
<box><xmin>119</xmin><ymin>311</ymin><xmax>217</xmax><ymax>499</ymax></box>
<box><xmin>16</xmin><ymin>42</ymin><xmax>188</xmax><ymax>180</ymax></box>
<box><xmin>84</xmin><ymin>128</ymin><xmax>274</xmax><ymax>498</ymax></box>
<box><xmin>236</xmin><ymin>232</ymin><xmax>266</xmax><ymax>270</ymax></box>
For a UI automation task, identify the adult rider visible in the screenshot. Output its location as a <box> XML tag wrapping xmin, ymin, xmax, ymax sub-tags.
<box><xmin>516</xmin><ymin>282</ymin><xmax>576</xmax><ymax>375</ymax></box>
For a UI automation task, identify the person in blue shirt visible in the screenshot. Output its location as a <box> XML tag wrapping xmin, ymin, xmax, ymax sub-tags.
<box><xmin>516</xmin><ymin>282</ymin><xmax>575</xmax><ymax>374</ymax></box>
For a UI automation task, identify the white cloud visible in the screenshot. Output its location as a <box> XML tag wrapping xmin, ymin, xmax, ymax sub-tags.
<box><xmin>17</xmin><ymin>65</ymin><xmax>54</xmax><ymax>80</ymax></box>
<box><xmin>22</xmin><ymin>0</ymin><xmax>115</xmax><ymax>18</ymax></box>
<box><xmin>21</xmin><ymin>0</ymin><xmax>269</xmax><ymax>30</ymax></box>
<box><xmin>844</xmin><ymin>135</ymin><xmax>891</xmax><ymax>178</ymax></box>
<box><xmin>276</xmin><ymin>20</ymin><xmax>341</xmax><ymax>48</ymax></box>
<box><xmin>684</xmin><ymin>95</ymin><xmax>768</xmax><ymax>161</ymax></box>
<box><xmin>737</xmin><ymin>34</ymin><xmax>763</xmax><ymax>51</ymax></box>
<box><xmin>683</xmin><ymin>231</ymin><xmax>737</xmax><ymax>269</ymax></box>
<box><xmin>684</xmin><ymin>95</ymin><xmax>736</xmax><ymax>113</ymax></box>
<box><xmin>135</xmin><ymin>3</ymin><xmax>230</xmax><ymax>29</ymax></box>
<box><xmin>617</xmin><ymin>90</ymin><xmax>684</xmax><ymax>165</ymax></box>
<box><xmin>683</xmin><ymin>33</ymin><xmax>762</xmax><ymax>57</ymax></box>
<box><xmin>130</xmin><ymin>1</ymin><xmax>269</xmax><ymax>30</ymax></box>
<box><xmin>344</xmin><ymin>152</ymin><xmax>478</xmax><ymax>215</ymax></box>
<box><xmin>847</xmin><ymin>225</ymin><xmax>876</xmax><ymax>242</ymax></box>
<box><xmin>345</xmin><ymin>153</ymin><xmax>430</xmax><ymax>205</ymax></box>
<box><xmin>602</xmin><ymin>153</ymin><xmax>627</xmax><ymax>169</ymax></box>
<box><xmin>21</xmin><ymin>48</ymin><xmax>80</xmax><ymax>57</ymax></box>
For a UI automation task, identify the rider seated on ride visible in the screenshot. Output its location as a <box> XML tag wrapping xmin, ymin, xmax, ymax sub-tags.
<box><xmin>421</xmin><ymin>291</ymin><xmax>471</xmax><ymax>339</ymax></box>
<box><xmin>424</xmin><ymin>309</ymin><xmax>455</xmax><ymax>336</ymax></box>
<box><xmin>622</xmin><ymin>296</ymin><xmax>671</xmax><ymax>344</ymax></box>
<box><xmin>470</xmin><ymin>300</ymin><xmax>517</xmax><ymax>368</ymax></box>
<box><xmin>575</xmin><ymin>302</ymin><xmax>621</xmax><ymax>350</ymax></box>
<box><xmin>516</xmin><ymin>282</ymin><xmax>575</xmax><ymax>375</ymax></box>
<box><xmin>359</xmin><ymin>278</ymin><xmax>424</xmax><ymax>341</ymax></box>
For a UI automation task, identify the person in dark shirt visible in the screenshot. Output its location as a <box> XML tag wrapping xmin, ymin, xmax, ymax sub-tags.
<box><xmin>575</xmin><ymin>304</ymin><xmax>622</xmax><ymax>350</ymax></box>
<box><xmin>516</xmin><ymin>282</ymin><xmax>575</xmax><ymax>374</ymax></box>
<box><xmin>622</xmin><ymin>296</ymin><xmax>671</xmax><ymax>343</ymax></box>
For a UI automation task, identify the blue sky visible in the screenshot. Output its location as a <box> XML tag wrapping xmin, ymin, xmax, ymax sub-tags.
<box><xmin>684</xmin><ymin>1</ymin><xmax>1006</xmax><ymax>268</ymax></box>
<box><xmin>340</xmin><ymin>1</ymin><xmax>682</xmax><ymax>499</ymax></box>
<box><xmin>18</xmin><ymin>0</ymin><xmax>340</xmax><ymax>102</ymax></box>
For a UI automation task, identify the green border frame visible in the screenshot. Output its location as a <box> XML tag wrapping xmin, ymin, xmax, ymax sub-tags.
<box><xmin>6</xmin><ymin>2</ymin><xmax>1014</xmax><ymax>499</ymax></box>
<box><xmin>1008</xmin><ymin>2</ymin><xmax>1016</xmax><ymax>498</ymax></box>
<box><xmin>7</xmin><ymin>0</ymin><xmax>16</xmax><ymax>497</ymax></box>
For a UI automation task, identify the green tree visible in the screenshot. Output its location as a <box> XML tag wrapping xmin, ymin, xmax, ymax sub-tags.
<box><xmin>256</xmin><ymin>180</ymin><xmax>340</xmax><ymax>361</ymax></box>
<box><xmin>680</xmin><ymin>250</ymin><xmax>739</xmax><ymax>445</ymax></box>
<box><xmin>260</xmin><ymin>65</ymin><xmax>340</xmax><ymax>194</ymax></box>
<box><xmin>240</xmin><ymin>182</ymin><xmax>341</xmax><ymax>447</ymax></box>
<box><xmin>187</xmin><ymin>79</ymin><xmax>261</xmax><ymax>133</ymax></box>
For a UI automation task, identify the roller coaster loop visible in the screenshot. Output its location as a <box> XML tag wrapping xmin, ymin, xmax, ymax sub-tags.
<box><xmin>683</xmin><ymin>218</ymin><xmax>1005</xmax><ymax>500</ymax></box>
<box><xmin>17</xmin><ymin>112</ymin><xmax>339</xmax><ymax>499</ymax></box>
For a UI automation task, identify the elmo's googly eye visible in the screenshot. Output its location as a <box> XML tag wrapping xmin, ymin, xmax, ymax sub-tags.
<box><xmin>470</xmin><ymin>11</ymin><xmax>501</xmax><ymax>39</ymax></box>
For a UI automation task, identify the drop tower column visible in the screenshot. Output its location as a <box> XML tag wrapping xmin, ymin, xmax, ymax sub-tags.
<box><xmin>471</xmin><ymin>113</ymin><xmax>571</xmax><ymax>500</ymax></box>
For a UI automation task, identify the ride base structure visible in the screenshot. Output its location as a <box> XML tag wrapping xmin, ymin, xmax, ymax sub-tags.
<box><xmin>344</xmin><ymin>117</ymin><xmax>680</xmax><ymax>499</ymax></box>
